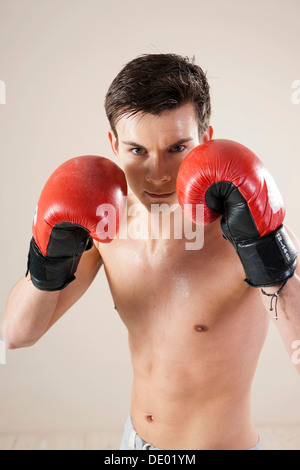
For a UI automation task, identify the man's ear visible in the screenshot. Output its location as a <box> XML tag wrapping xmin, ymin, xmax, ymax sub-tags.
<box><xmin>202</xmin><ymin>125</ymin><xmax>214</xmax><ymax>143</ymax></box>
<box><xmin>108</xmin><ymin>129</ymin><xmax>118</xmax><ymax>158</ymax></box>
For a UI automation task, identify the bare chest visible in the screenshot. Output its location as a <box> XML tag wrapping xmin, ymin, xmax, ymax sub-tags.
<box><xmin>96</xmin><ymin>223</ymin><xmax>262</xmax><ymax>332</ymax></box>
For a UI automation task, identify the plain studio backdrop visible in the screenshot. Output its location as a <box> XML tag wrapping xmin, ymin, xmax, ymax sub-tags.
<box><xmin>0</xmin><ymin>0</ymin><xmax>300</xmax><ymax>441</ymax></box>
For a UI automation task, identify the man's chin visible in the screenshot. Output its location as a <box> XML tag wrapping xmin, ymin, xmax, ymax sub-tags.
<box><xmin>141</xmin><ymin>194</ymin><xmax>180</xmax><ymax>213</ymax></box>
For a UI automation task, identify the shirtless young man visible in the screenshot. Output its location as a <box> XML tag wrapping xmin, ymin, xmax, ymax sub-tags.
<box><xmin>1</xmin><ymin>54</ymin><xmax>300</xmax><ymax>451</ymax></box>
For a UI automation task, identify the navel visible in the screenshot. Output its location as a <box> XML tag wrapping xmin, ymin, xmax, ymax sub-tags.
<box><xmin>146</xmin><ymin>414</ymin><xmax>154</xmax><ymax>423</ymax></box>
<box><xmin>194</xmin><ymin>324</ymin><xmax>209</xmax><ymax>333</ymax></box>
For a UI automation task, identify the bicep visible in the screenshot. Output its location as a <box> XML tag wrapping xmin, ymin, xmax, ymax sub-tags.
<box><xmin>46</xmin><ymin>242</ymin><xmax>103</xmax><ymax>330</ymax></box>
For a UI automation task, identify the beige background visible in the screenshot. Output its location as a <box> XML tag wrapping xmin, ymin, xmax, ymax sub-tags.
<box><xmin>0</xmin><ymin>0</ymin><xmax>300</xmax><ymax>438</ymax></box>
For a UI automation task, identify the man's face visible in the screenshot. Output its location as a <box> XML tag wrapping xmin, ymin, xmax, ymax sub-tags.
<box><xmin>109</xmin><ymin>102</ymin><xmax>211</xmax><ymax>211</ymax></box>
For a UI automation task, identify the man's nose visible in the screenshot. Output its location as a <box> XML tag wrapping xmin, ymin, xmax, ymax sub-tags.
<box><xmin>145</xmin><ymin>154</ymin><xmax>172</xmax><ymax>185</ymax></box>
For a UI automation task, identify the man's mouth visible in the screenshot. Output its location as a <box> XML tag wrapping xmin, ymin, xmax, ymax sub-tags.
<box><xmin>144</xmin><ymin>191</ymin><xmax>176</xmax><ymax>199</ymax></box>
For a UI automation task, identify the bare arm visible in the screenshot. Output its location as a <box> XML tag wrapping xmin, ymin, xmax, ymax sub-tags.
<box><xmin>260</xmin><ymin>225</ymin><xmax>300</xmax><ymax>373</ymax></box>
<box><xmin>0</xmin><ymin>243</ymin><xmax>102</xmax><ymax>349</ymax></box>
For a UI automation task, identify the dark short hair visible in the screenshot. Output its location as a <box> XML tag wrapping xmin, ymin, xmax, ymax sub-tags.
<box><xmin>105</xmin><ymin>53</ymin><xmax>211</xmax><ymax>140</ymax></box>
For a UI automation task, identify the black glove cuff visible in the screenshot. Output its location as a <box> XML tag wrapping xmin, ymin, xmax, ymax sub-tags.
<box><xmin>237</xmin><ymin>225</ymin><xmax>297</xmax><ymax>287</ymax></box>
<box><xmin>26</xmin><ymin>237</ymin><xmax>77</xmax><ymax>291</ymax></box>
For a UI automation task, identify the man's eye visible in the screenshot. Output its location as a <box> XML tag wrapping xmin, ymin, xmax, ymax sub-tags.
<box><xmin>170</xmin><ymin>145</ymin><xmax>186</xmax><ymax>153</ymax></box>
<box><xmin>131</xmin><ymin>148</ymin><xmax>145</xmax><ymax>155</ymax></box>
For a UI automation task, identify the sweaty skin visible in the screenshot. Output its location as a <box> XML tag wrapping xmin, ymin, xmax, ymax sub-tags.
<box><xmin>95</xmin><ymin>104</ymin><xmax>269</xmax><ymax>450</ymax></box>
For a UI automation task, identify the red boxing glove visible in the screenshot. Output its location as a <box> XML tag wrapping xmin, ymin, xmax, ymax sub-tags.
<box><xmin>176</xmin><ymin>139</ymin><xmax>297</xmax><ymax>287</ymax></box>
<box><xmin>27</xmin><ymin>155</ymin><xmax>127</xmax><ymax>291</ymax></box>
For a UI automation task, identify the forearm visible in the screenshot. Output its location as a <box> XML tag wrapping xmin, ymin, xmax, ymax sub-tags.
<box><xmin>261</xmin><ymin>273</ymin><xmax>300</xmax><ymax>372</ymax></box>
<box><xmin>1</xmin><ymin>276</ymin><xmax>60</xmax><ymax>349</ymax></box>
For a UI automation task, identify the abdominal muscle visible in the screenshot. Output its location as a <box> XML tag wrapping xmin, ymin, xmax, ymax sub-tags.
<box><xmin>127</xmin><ymin>305</ymin><xmax>268</xmax><ymax>450</ymax></box>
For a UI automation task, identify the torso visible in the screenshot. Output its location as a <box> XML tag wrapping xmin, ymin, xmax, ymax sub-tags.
<box><xmin>95</xmin><ymin>195</ymin><xmax>269</xmax><ymax>450</ymax></box>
